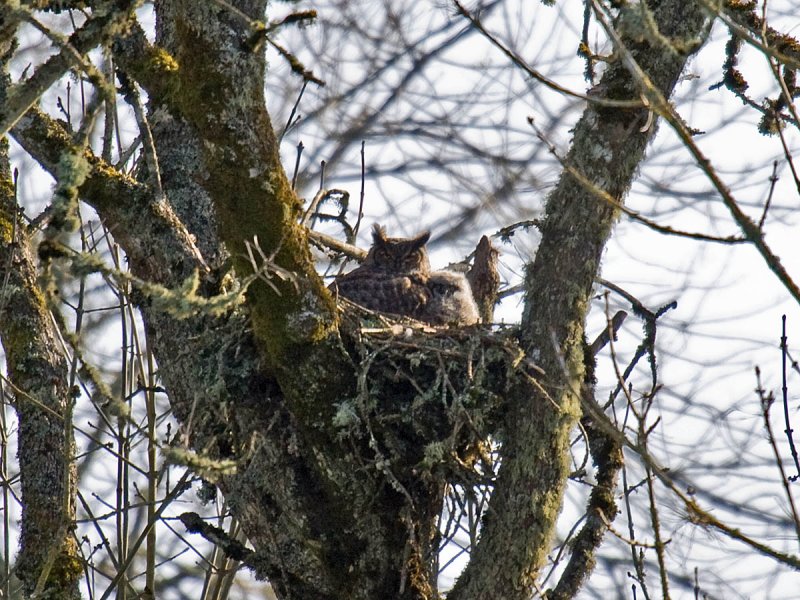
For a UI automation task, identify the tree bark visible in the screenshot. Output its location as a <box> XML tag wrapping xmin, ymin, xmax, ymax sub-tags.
<box><xmin>0</xmin><ymin>19</ymin><xmax>80</xmax><ymax>596</ymax></box>
<box><xmin>448</xmin><ymin>2</ymin><xmax>711</xmax><ymax>598</ymax></box>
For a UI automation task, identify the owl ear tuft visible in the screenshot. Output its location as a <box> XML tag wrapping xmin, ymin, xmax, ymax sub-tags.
<box><xmin>413</xmin><ymin>230</ymin><xmax>431</xmax><ymax>246</ymax></box>
<box><xmin>372</xmin><ymin>224</ymin><xmax>388</xmax><ymax>244</ymax></box>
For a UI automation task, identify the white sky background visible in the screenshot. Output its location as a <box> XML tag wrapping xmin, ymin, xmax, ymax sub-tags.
<box><xmin>4</xmin><ymin>0</ymin><xmax>800</xmax><ymax>598</ymax></box>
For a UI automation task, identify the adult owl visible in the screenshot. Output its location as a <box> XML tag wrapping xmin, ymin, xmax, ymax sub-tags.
<box><xmin>330</xmin><ymin>225</ymin><xmax>479</xmax><ymax>326</ymax></box>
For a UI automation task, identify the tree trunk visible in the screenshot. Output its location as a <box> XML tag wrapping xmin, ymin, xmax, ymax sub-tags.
<box><xmin>0</xmin><ymin>23</ymin><xmax>80</xmax><ymax>597</ymax></box>
<box><xmin>448</xmin><ymin>2</ymin><xmax>711</xmax><ymax>598</ymax></box>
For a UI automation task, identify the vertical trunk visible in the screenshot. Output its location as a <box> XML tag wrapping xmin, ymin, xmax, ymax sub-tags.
<box><xmin>0</xmin><ymin>24</ymin><xmax>80</xmax><ymax>595</ymax></box>
<box><xmin>448</xmin><ymin>3</ymin><xmax>711</xmax><ymax>598</ymax></box>
<box><xmin>0</xmin><ymin>232</ymin><xmax>80</xmax><ymax>593</ymax></box>
<box><xmin>142</xmin><ymin>2</ymin><xmax>446</xmax><ymax>597</ymax></box>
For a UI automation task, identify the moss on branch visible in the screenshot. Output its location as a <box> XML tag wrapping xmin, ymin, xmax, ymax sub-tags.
<box><xmin>11</xmin><ymin>107</ymin><xmax>206</xmax><ymax>285</ymax></box>
<box><xmin>0</xmin><ymin>138</ymin><xmax>81</xmax><ymax>599</ymax></box>
<box><xmin>448</xmin><ymin>3</ymin><xmax>713</xmax><ymax>598</ymax></box>
<box><xmin>152</xmin><ymin>3</ymin><xmax>349</xmax><ymax>414</ymax></box>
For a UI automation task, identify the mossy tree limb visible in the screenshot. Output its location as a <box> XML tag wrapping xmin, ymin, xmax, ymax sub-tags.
<box><xmin>140</xmin><ymin>3</ymin><xmax>441</xmax><ymax>596</ymax></box>
<box><xmin>150</xmin><ymin>2</ymin><xmax>346</xmax><ymax>385</ymax></box>
<box><xmin>0</xmin><ymin>162</ymin><xmax>82</xmax><ymax>600</ymax></box>
<box><xmin>0</xmin><ymin>40</ymin><xmax>80</xmax><ymax>598</ymax></box>
<box><xmin>11</xmin><ymin>107</ymin><xmax>206</xmax><ymax>285</ymax></box>
<box><xmin>447</xmin><ymin>2</ymin><xmax>711</xmax><ymax>598</ymax></box>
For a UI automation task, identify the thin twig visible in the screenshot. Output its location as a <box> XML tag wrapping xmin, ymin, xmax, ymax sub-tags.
<box><xmin>118</xmin><ymin>71</ymin><xmax>165</xmax><ymax>201</ymax></box>
<box><xmin>279</xmin><ymin>80</ymin><xmax>308</xmax><ymax>143</ymax></box>
<box><xmin>528</xmin><ymin>117</ymin><xmax>746</xmax><ymax>245</ymax></box>
<box><xmin>591</xmin><ymin>0</ymin><xmax>800</xmax><ymax>306</ymax></box>
<box><xmin>775</xmin><ymin>123</ymin><xmax>800</xmax><ymax>197</ymax></box>
<box><xmin>355</xmin><ymin>140</ymin><xmax>366</xmax><ymax>238</ymax></box>
<box><xmin>0</xmin><ymin>5</ymin><xmax>130</xmax><ymax>136</ymax></box>
<box><xmin>619</xmin><ymin>401</ymin><xmax>652</xmax><ymax>600</ymax></box>
<box><xmin>758</xmin><ymin>161</ymin><xmax>779</xmax><ymax>229</ymax></box>
<box><xmin>453</xmin><ymin>0</ymin><xmax>644</xmax><ymax>109</ymax></box>
<box><xmin>580</xmin><ymin>379</ymin><xmax>800</xmax><ymax>571</ymax></box>
<box><xmin>98</xmin><ymin>472</ymin><xmax>193</xmax><ymax>600</ymax></box>
<box><xmin>780</xmin><ymin>315</ymin><xmax>800</xmax><ymax>480</ymax></box>
<box><xmin>754</xmin><ymin>367</ymin><xmax>800</xmax><ymax>548</ymax></box>
<box><xmin>699</xmin><ymin>0</ymin><xmax>800</xmax><ymax>71</ymax></box>
<box><xmin>291</xmin><ymin>141</ymin><xmax>304</xmax><ymax>190</ymax></box>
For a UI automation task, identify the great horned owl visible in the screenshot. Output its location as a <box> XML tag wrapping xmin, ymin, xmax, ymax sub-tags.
<box><xmin>330</xmin><ymin>225</ymin><xmax>479</xmax><ymax>326</ymax></box>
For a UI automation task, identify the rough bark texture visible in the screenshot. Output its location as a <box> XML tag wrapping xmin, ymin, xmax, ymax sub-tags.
<box><xmin>0</xmin><ymin>148</ymin><xmax>82</xmax><ymax>600</ymax></box>
<box><xmin>448</xmin><ymin>2</ymin><xmax>711</xmax><ymax>598</ymax></box>
<box><xmin>0</xmin><ymin>19</ymin><xmax>80</xmax><ymax>596</ymax></box>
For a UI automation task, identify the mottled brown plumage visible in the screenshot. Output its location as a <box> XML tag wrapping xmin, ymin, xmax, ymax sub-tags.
<box><xmin>330</xmin><ymin>225</ymin><xmax>479</xmax><ymax>326</ymax></box>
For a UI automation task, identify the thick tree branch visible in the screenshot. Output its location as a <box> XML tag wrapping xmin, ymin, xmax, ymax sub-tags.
<box><xmin>0</xmin><ymin>21</ymin><xmax>80</xmax><ymax>598</ymax></box>
<box><xmin>150</xmin><ymin>2</ymin><xmax>351</xmax><ymax>409</ymax></box>
<box><xmin>448</xmin><ymin>2</ymin><xmax>712</xmax><ymax>598</ymax></box>
<box><xmin>0</xmin><ymin>130</ymin><xmax>80</xmax><ymax>600</ymax></box>
<box><xmin>136</xmin><ymin>3</ymin><xmax>441</xmax><ymax>598</ymax></box>
<box><xmin>11</xmin><ymin>108</ymin><xmax>206</xmax><ymax>285</ymax></box>
<box><xmin>0</xmin><ymin>170</ymin><xmax>81</xmax><ymax>600</ymax></box>
<box><xmin>112</xmin><ymin>20</ymin><xmax>181</xmax><ymax>105</ymax></box>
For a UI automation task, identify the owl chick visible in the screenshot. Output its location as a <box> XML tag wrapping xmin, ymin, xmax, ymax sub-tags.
<box><xmin>330</xmin><ymin>225</ymin><xmax>479</xmax><ymax>326</ymax></box>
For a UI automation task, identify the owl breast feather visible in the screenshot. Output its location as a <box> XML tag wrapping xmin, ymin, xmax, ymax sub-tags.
<box><xmin>330</xmin><ymin>267</ymin><xmax>480</xmax><ymax>326</ymax></box>
<box><xmin>329</xmin><ymin>270</ymin><xmax>431</xmax><ymax>318</ymax></box>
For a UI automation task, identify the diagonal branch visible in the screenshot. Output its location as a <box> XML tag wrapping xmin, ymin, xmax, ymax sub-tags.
<box><xmin>11</xmin><ymin>107</ymin><xmax>206</xmax><ymax>285</ymax></box>
<box><xmin>0</xmin><ymin>1</ymin><xmax>142</xmax><ymax>137</ymax></box>
<box><xmin>592</xmin><ymin>0</ymin><xmax>800</xmax><ymax>306</ymax></box>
